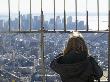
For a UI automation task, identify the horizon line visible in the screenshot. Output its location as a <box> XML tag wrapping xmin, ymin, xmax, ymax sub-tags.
<box><xmin>0</xmin><ymin>12</ymin><xmax>108</xmax><ymax>16</ymax></box>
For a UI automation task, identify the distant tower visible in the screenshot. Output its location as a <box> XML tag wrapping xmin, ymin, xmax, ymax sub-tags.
<box><xmin>33</xmin><ymin>16</ymin><xmax>38</xmax><ymax>29</ymax></box>
<box><xmin>49</xmin><ymin>18</ymin><xmax>54</xmax><ymax>25</ymax></box>
<box><xmin>21</xmin><ymin>15</ymin><xmax>26</xmax><ymax>30</ymax></box>
<box><xmin>34</xmin><ymin>16</ymin><xmax>38</xmax><ymax>23</ymax></box>
<box><xmin>78</xmin><ymin>21</ymin><xmax>84</xmax><ymax>30</ymax></box>
<box><xmin>67</xmin><ymin>16</ymin><xmax>73</xmax><ymax>30</ymax></box>
<box><xmin>56</xmin><ymin>16</ymin><xmax>61</xmax><ymax>24</ymax></box>
<box><xmin>44</xmin><ymin>21</ymin><xmax>48</xmax><ymax>30</ymax></box>
<box><xmin>49</xmin><ymin>18</ymin><xmax>54</xmax><ymax>30</ymax></box>
<box><xmin>56</xmin><ymin>16</ymin><xmax>61</xmax><ymax>30</ymax></box>
<box><xmin>67</xmin><ymin>16</ymin><xmax>72</xmax><ymax>24</ymax></box>
<box><xmin>26</xmin><ymin>14</ymin><xmax>31</xmax><ymax>30</ymax></box>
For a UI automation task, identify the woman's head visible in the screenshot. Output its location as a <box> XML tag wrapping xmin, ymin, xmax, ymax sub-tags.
<box><xmin>64</xmin><ymin>31</ymin><xmax>88</xmax><ymax>56</ymax></box>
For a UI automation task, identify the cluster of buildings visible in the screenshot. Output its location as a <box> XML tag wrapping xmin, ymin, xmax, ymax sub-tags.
<box><xmin>0</xmin><ymin>33</ymin><xmax>108</xmax><ymax>82</ymax></box>
<box><xmin>0</xmin><ymin>14</ymin><xmax>85</xmax><ymax>31</ymax></box>
<box><xmin>0</xmin><ymin>14</ymin><xmax>107</xmax><ymax>81</ymax></box>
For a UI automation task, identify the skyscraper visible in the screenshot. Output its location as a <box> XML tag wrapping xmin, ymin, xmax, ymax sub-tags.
<box><xmin>78</xmin><ymin>21</ymin><xmax>84</xmax><ymax>30</ymax></box>
<box><xmin>67</xmin><ymin>16</ymin><xmax>73</xmax><ymax>30</ymax></box>
<box><xmin>67</xmin><ymin>16</ymin><xmax>72</xmax><ymax>24</ymax></box>
<box><xmin>33</xmin><ymin>16</ymin><xmax>39</xmax><ymax>30</ymax></box>
<box><xmin>56</xmin><ymin>16</ymin><xmax>61</xmax><ymax>30</ymax></box>
<box><xmin>49</xmin><ymin>18</ymin><xmax>54</xmax><ymax>30</ymax></box>
<box><xmin>0</xmin><ymin>20</ymin><xmax>3</xmax><ymax>31</ymax></box>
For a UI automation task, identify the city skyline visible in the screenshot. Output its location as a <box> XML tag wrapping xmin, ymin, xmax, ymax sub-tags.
<box><xmin>0</xmin><ymin>15</ymin><xmax>85</xmax><ymax>31</ymax></box>
<box><xmin>0</xmin><ymin>14</ymin><xmax>108</xmax><ymax>31</ymax></box>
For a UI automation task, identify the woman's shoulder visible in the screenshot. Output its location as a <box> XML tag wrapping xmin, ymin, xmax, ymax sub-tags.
<box><xmin>87</xmin><ymin>56</ymin><xmax>97</xmax><ymax>62</ymax></box>
<box><xmin>54</xmin><ymin>53</ymin><xmax>64</xmax><ymax>59</ymax></box>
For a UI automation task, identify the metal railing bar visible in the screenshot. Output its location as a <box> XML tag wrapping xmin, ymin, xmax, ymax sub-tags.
<box><xmin>8</xmin><ymin>0</ymin><xmax>11</xmax><ymax>32</ymax></box>
<box><xmin>64</xmin><ymin>0</ymin><xmax>66</xmax><ymax>32</ymax></box>
<box><xmin>86</xmin><ymin>0</ymin><xmax>89</xmax><ymax>31</ymax></box>
<box><xmin>86</xmin><ymin>11</ymin><xmax>89</xmax><ymax>31</ymax></box>
<box><xmin>97</xmin><ymin>0</ymin><xmax>100</xmax><ymax>31</ymax></box>
<box><xmin>18</xmin><ymin>0</ymin><xmax>21</xmax><ymax>32</ymax></box>
<box><xmin>108</xmin><ymin>0</ymin><xmax>110</xmax><ymax>81</ymax></box>
<box><xmin>75</xmin><ymin>0</ymin><xmax>77</xmax><ymax>31</ymax></box>
<box><xmin>41</xmin><ymin>0</ymin><xmax>46</xmax><ymax>82</ymax></box>
<box><xmin>30</xmin><ymin>0</ymin><xmax>32</xmax><ymax>31</ymax></box>
<box><xmin>54</xmin><ymin>0</ymin><xmax>55</xmax><ymax>31</ymax></box>
<box><xmin>41</xmin><ymin>0</ymin><xmax>43</xmax><ymax>30</ymax></box>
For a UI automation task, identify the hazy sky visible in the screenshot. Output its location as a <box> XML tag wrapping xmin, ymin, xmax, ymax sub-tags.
<box><xmin>0</xmin><ymin>0</ymin><xmax>108</xmax><ymax>14</ymax></box>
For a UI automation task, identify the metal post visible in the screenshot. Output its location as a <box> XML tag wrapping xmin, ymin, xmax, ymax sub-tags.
<box><xmin>54</xmin><ymin>0</ymin><xmax>55</xmax><ymax>31</ymax></box>
<box><xmin>75</xmin><ymin>0</ymin><xmax>77</xmax><ymax>31</ymax></box>
<box><xmin>18</xmin><ymin>0</ymin><xmax>21</xmax><ymax>31</ymax></box>
<box><xmin>108</xmin><ymin>0</ymin><xmax>110</xmax><ymax>81</ymax></box>
<box><xmin>8</xmin><ymin>0</ymin><xmax>11</xmax><ymax>32</ymax></box>
<box><xmin>86</xmin><ymin>0</ymin><xmax>89</xmax><ymax>31</ymax></box>
<box><xmin>41</xmin><ymin>0</ymin><xmax>46</xmax><ymax>82</ymax></box>
<box><xmin>41</xmin><ymin>0</ymin><xmax>43</xmax><ymax>29</ymax></box>
<box><xmin>97</xmin><ymin>0</ymin><xmax>99</xmax><ymax>31</ymax></box>
<box><xmin>30</xmin><ymin>0</ymin><xmax>32</xmax><ymax>31</ymax></box>
<box><xmin>64</xmin><ymin>0</ymin><xmax>66</xmax><ymax>32</ymax></box>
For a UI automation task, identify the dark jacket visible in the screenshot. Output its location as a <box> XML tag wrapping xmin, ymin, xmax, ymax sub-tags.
<box><xmin>50</xmin><ymin>51</ymin><xmax>103</xmax><ymax>82</ymax></box>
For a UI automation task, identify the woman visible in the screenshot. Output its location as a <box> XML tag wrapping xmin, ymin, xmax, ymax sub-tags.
<box><xmin>50</xmin><ymin>31</ymin><xmax>103</xmax><ymax>82</ymax></box>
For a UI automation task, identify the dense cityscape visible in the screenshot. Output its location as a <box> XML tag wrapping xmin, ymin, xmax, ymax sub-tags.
<box><xmin>0</xmin><ymin>0</ymin><xmax>109</xmax><ymax>81</ymax></box>
<box><xmin>0</xmin><ymin>14</ymin><xmax>86</xmax><ymax>31</ymax></box>
<box><xmin>0</xmin><ymin>33</ymin><xmax>108</xmax><ymax>82</ymax></box>
<box><xmin>0</xmin><ymin>14</ymin><xmax>108</xmax><ymax>82</ymax></box>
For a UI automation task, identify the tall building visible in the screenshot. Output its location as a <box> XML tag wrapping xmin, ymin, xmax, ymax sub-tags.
<box><xmin>21</xmin><ymin>14</ymin><xmax>30</xmax><ymax>31</ymax></box>
<box><xmin>33</xmin><ymin>16</ymin><xmax>39</xmax><ymax>30</ymax></box>
<box><xmin>78</xmin><ymin>21</ymin><xmax>84</xmax><ymax>30</ymax></box>
<box><xmin>0</xmin><ymin>20</ymin><xmax>3</xmax><ymax>31</ymax></box>
<box><xmin>49</xmin><ymin>18</ymin><xmax>54</xmax><ymax>25</ymax></box>
<box><xmin>21</xmin><ymin>15</ymin><xmax>26</xmax><ymax>30</ymax></box>
<box><xmin>67</xmin><ymin>16</ymin><xmax>74</xmax><ymax>30</ymax></box>
<box><xmin>37</xmin><ymin>16</ymin><xmax>41</xmax><ymax>29</ymax></box>
<box><xmin>10</xmin><ymin>18</ymin><xmax>18</xmax><ymax>30</ymax></box>
<box><xmin>49</xmin><ymin>18</ymin><xmax>54</xmax><ymax>30</ymax></box>
<box><xmin>56</xmin><ymin>16</ymin><xmax>61</xmax><ymax>30</ymax></box>
<box><xmin>44</xmin><ymin>21</ymin><xmax>48</xmax><ymax>30</ymax></box>
<box><xmin>67</xmin><ymin>16</ymin><xmax>72</xmax><ymax>24</ymax></box>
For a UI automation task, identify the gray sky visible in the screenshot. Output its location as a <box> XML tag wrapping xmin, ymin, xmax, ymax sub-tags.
<box><xmin>0</xmin><ymin>0</ymin><xmax>108</xmax><ymax>14</ymax></box>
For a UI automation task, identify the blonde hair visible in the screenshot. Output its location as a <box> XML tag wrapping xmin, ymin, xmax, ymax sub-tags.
<box><xmin>64</xmin><ymin>31</ymin><xmax>88</xmax><ymax>56</ymax></box>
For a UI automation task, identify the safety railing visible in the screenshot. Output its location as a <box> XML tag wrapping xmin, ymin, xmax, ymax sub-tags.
<box><xmin>0</xmin><ymin>0</ymin><xmax>109</xmax><ymax>82</ymax></box>
<box><xmin>0</xmin><ymin>0</ymin><xmax>106</xmax><ymax>33</ymax></box>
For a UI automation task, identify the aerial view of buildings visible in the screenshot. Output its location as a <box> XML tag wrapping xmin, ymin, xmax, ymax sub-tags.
<box><xmin>0</xmin><ymin>29</ymin><xmax>108</xmax><ymax>82</ymax></box>
<box><xmin>0</xmin><ymin>0</ymin><xmax>109</xmax><ymax>82</ymax></box>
